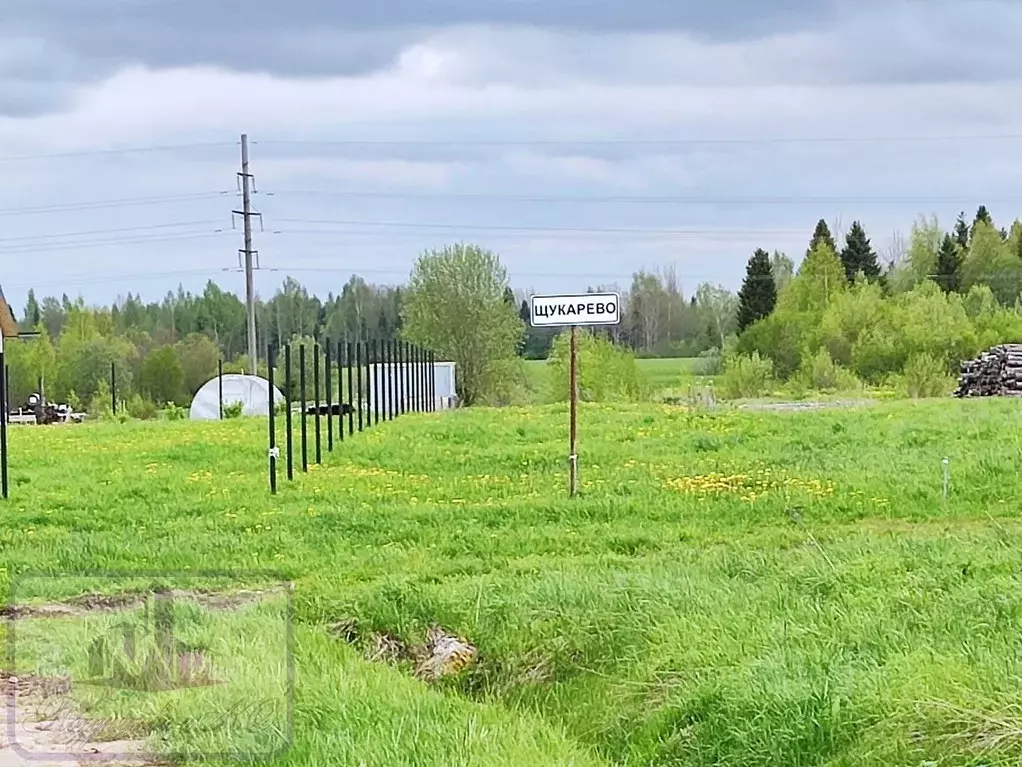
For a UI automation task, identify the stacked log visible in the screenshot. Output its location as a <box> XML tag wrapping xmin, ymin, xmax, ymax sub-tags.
<box><xmin>954</xmin><ymin>344</ymin><xmax>1022</xmax><ymax>397</ymax></box>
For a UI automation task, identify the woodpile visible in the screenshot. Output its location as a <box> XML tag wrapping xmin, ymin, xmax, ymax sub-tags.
<box><xmin>954</xmin><ymin>344</ymin><xmax>1022</xmax><ymax>397</ymax></box>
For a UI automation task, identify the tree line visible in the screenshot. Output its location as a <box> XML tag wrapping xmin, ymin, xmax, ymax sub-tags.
<box><xmin>4</xmin><ymin>260</ymin><xmax>744</xmax><ymax>410</ymax></box>
<box><xmin>6</xmin><ymin>203</ymin><xmax>1021</xmax><ymax>412</ymax></box>
<box><xmin>728</xmin><ymin>206</ymin><xmax>1022</xmax><ymax>392</ymax></box>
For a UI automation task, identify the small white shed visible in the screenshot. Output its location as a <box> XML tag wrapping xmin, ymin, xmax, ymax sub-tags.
<box><xmin>367</xmin><ymin>361</ymin><xmax>457</xmax><ymax>413</ymax></box>
<box><xmin>189</xmin><ymin>374</ymin><xmax>285</xmax><ymax>420</ymax></box>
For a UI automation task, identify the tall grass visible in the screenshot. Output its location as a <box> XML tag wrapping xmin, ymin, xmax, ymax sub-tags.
<box><xmin>3</xmin><ymin>398</ymin><xmax>1022</xmax><ymax>764</ymax></box>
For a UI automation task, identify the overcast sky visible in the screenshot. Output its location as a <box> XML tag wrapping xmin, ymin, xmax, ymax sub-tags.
<box><xmin>2</xmin><ymin>0</ymin><xmax>1021</xmax><ymax>313</ymax></box>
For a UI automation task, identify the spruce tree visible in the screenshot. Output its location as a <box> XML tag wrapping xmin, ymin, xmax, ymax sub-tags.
<box><xmin>954</xmin><ymin>212</ymin><xmax>970</xmax><ymax>249</ymax></box>
<box><xmin>839</xmin><ymin>220</ymin><xmax>881</xmax><ymax>283</ymax></box>
<box><xmin>933</xmin><ymin>233</ymin><xmax>962</xmax><ymax>293</ymax></box>
<box><xmin>971</xmin><ymin>205</ymin><xmax>993</xmax><ymax>242</ymax></box>
<box><xmin>808</xmin><ymin>219</ymin><xmax>836</xmax><ymax>256</ymax></box>
<box><xmin>736</xmin><ymin>248</ymin><xmax>777</xmax><ymax>332</ymax></box>
<box><xmin>22</xmin><ymin>289</ymin><xmax>41</xmax><ymax>327</ymax></box>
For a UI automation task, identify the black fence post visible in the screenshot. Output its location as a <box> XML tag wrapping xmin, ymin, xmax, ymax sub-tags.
<box><xmin>346</xmin><ymin>341</ymin><xmax>355</xmax><ymax>437</ymax></box>
<box><xmin>325</xmin><ymin>340</ymin><xmax>333</xmax><ymax>452</ymax></box>
<box><xmin>0</xmin><ymin>340</ymin><xmax>8</xmax><ymax>500</ymax></box>
<box><xmin>110</xmin><ymin>362</ymin><xmax>117</xmax><ymax>415</ymax></box>
<box><xmin>393</xmin><ymin>341</ymin><xmax>400</xmax><ymax>417</ymax></box>
<box><xmin>364</xmin><ymin>339</ymin><xmax>372</xmax><ymax>428</ymax></box>
<box><xmin>300</xmin><ymin>342</ymin><xmax>308</xmax><ymax>473</ymax></box>
<box><xmin>411</xmin><ymin>345</ymin><xmax>417</xmax><ymax>412</ymax></box>
<box><xmin>415</xmin><ymin>345</ymin><xmax>422</xmax><ymax>412</ymax></box>
<box><xmin>356</xmin><ymin>341</ymin><xmax>364</xmax><ymax>433</ymax></box>
<box><xmin>420</xmin><ymin>345</ymin><xmax>426</xmax><ymax>412</ymax></box>
<box><xmin>285</xmin><ymin>344</ymin><xmax>294</xmax><ymax>481</ymax></box>
<box><xmin>337</xmin><ymin>340</ymin><xmax>344</xmax><ymax>443</ymax></box>
<box><xmin>430</xmin><ymin>350</ymin><xmax>436</xmax><ymax>411</ymax></box>
<box><xmin>387</xmin><ymin>340</ymin><xmax>396</xmax><ymax>421</ymax></box>
<box><xmin>411</xmin><ymin>345</ymin><xmax>418</xmax><ymax>413</ymax></box>
<box><xmin>406</xmin><ymin>345</ymin><xmax>412</xmax><ymax>413</ymax></box>
<box><xmin>314</xmin><ymin>342</ymin><xmax>322</xmax><ymax>465</ymax></box>
<box><xmin>268</xmin><ymin>345</ymin><xmax>277</xmax><ymax>495</ymax></box>
<box><xmin>218</xmin><ymin>358</ymin><xmax>224</xmax><ymax>420</ymax></box>
<box><xmin>399</xmin><ymin>341</ymin><xmax>407</xmax><ymax>416</ymax></box>
<box><xmin>372</xmin><ymin>340</ymin><xmax>380</xmax><ymax>425</ymax></box>
<box><xmin>394</xmin><ymin>341</ymin><xmax>401</xmax><ymax>417</ymax></box>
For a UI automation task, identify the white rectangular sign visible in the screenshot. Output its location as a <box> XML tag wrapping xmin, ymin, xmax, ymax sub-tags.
<box><xmin>530</xmin><ymin>292</ymin><xmax>621</xmax><ymax>327</ymax></box>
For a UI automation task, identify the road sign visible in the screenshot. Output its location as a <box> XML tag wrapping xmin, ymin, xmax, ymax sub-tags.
<box><xmin>528</xmin><ymin>292</ymin><xmax>620</xmax><ymax>498</ymax></box>
<box><xmin>530</xmin><ymin>292</ymin><xmax>621</xmax><ymax>327</ymax></box>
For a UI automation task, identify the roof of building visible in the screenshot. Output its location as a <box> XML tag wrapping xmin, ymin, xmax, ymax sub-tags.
<box><xmin>0</xmin><ymin>285</ymin><xmax>20</xmax><ymax>338</ymax></box>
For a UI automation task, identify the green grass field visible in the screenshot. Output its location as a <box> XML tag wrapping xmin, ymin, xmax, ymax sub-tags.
<box><xmin>4</xmin><ymin>397</ymin><xmax>1022</xmax><ymax>765</ymax></box>
<box><xmin>524</xmin><ymin>355</ymin><xmax>706</xmax><ymax>399</ymax></box>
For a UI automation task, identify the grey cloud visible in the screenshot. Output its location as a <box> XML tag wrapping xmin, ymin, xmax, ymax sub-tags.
<box><xmin>1</xmin><ymin>0</ymin><xmax>838</xmax><ymax>84</ymax></box>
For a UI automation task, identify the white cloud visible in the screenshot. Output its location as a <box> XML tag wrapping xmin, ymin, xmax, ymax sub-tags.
<box><xmin>2</xmin><ymin>6</ymin><xmax>1022</xmax><ymax>311</ymax></box>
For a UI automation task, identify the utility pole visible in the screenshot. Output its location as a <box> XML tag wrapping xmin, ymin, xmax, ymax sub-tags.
<box><xmin>233</xmin><ymin>134</ymin><xmax>261</xmax><ymax>376</ymax></box>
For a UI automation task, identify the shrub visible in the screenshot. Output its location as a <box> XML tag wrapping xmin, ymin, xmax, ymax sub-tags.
<box><xmin>66</xmin><ymin>389</ymin><xmax>83</xmax><ymax>413</ymax></box>
<box><xmin>797</xmin><ymin>347</ymin><xmax>862</xmax><ymax>392</ymax></box>
<box><xmin>126</xmin><ymin>394</ymin><xmax>159</xmax><ymax>421</ymax></box>
<box><xmin>902</xmin><ymin>353</ymin><xmax>955</xmax><ymax>399</ymax></box>
<box><xmin>718</xmin><ymin>352</ymin><xmax>773</xmax><ymax>399</ymax></box>
<box><xmin>696</xmin><ymin>347</ymin><xmax>723</xmax><ymax>376</ymax></box>
<box><xmin>163</xmin><ymin>402</ymin><xmax>188</xmax><ymax>421</ymax></box>
<box><xmin>479</xmin><ymin>357</ymin><xmax>533</xmax><ymax>407</ymax></box>
<box><xmin>223</xmin><ymin>401</ymin><xmax>245</xmax><ymax>419</ymax></box>
<box><xmin>87</xmin><ymin>379</ymin><xmax>114</xmax><ymax>420</ymax></box>
<box><xmin>547</xmin><ymin>332</ymin><xmax>647</xmax><ymax>403</ymax></box>
<box><xmin>736</xmin><ymin>314</ymin><xmax>803</xmax><ymax>379</ymax></box>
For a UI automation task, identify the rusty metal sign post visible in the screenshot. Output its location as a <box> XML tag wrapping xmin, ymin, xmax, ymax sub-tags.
<box><xmin>529</xmin><ymin>292</ymin><xmax>621</xmax><ymax>497</ymax></box>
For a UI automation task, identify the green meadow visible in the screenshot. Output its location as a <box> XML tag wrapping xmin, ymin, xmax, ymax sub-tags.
<box><xmin>3</xmin><ymin>396</ymin><xmax>1022</xmax><ymax>765</ymax></box>
<box><xmin>524</xmin><ymin>355</ymin><xmax>707</xmax><ymax>399</ymax></box>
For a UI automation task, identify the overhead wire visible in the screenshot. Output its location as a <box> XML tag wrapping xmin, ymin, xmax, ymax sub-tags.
<box><xmin>264</xmin><ymin>189</ymin><xmax>1022</xmax><ymax>206</ymax></box>
<box><xmin>0</xmin><ymin>141</ymin><xmax>236</xmax><ymax>163</ymax></box>
<box><xmin>256</xmin><ymin>132</ymin><xmax>1022</xmax><ymax>148</ymax></box>
<box><xmin>0</xmin><ymin>220</ymin><xmax>226</xmax><ymax>245</ymax></box>
<box><xmin>3</xmin><ymin>267</ymin><xmax>241</xmax><ymax>291</ymax></box>
<box><xmin>0</xmin><ymin>191</ymin><xmax>235</xmax><ymax>216</ymax></box>
<box><xmin>0</xmin><ymin>230</ymin><xmax>233</xmax><ymax>256</ymax></box>
<box><xmin>271</xmin><ymin>217</ymin><xmax>807</xmax><ymax>237</ymax></box>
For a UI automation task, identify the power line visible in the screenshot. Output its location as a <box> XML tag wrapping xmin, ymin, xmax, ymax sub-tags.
<box><xmin>0</xmin><ymin>191</ymin><xmax>235</xmax><ymax>217</ymax></box>
<box><xmin>272</xmin><ymin>218</ymin><xmax>806</xmax><ymax>237</ymax></box>
<box><xmin>0</xmin><ymin>220</ymin><xmax>225</xmax><ymax>245</ymax></box>
<box><xmin>3</xmin><ymin>267</ymin><xmax>239</xmax><ymax>291</ymax></box>
<box><xmin>259</xmin><ymin>133</ymin><xmax>1022</xmax><ymax>148</ymax></box>
<box><xmin>263</xmin><ymin>265</ymin><xmax>675</xmax><ymax>281</ymax></box>
<box><xmin>265</xmin><ymin>189</ymin><xmax>1022</xmax><ymax>206</ymax></box>
<box><xmin>0</xmin><ymin>141</ymin><xmax>236</xmax><ymax>163</ymax></box>
<box><xmin>0</xmin><ymin>231</ymin><xmax>232</xmax><ymax>255</ymax></box>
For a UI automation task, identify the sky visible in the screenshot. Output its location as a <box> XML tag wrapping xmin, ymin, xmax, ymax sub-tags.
<box><xmin>2</xmin><ymin>0</ymin><xmax>1022</xmax><ymax>314</ymax></box>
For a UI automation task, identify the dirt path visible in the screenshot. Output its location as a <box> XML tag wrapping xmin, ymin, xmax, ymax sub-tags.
<box><xmin>737</xmin><ymin>398</ymin><xmax>878</xmax><ymax>412</ymax></box>
<box><xmin>0</xmin><ymin>673</ymin><xmax>153</xmax><ymax>766</ymax></box>
<box><xmin>0</xmin><ymin>585</ymin><xmax>290</xmax><ymax>766</ymax></box>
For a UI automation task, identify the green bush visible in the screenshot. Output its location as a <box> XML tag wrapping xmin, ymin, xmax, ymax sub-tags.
<box><xmin>479</xmin><ymin>357</ymin><xmax>533</xmax><ymax>407</ymax></box>
<box><xmin>87</xmin><ymin>379</ymin><xmax>114</xmax><ymax>420</ymax></box>
<box><xmin>547</xmin><ymin>332</ymin><xmax>647</xmax><ymax>403</ymax></box>
<box><xmin>902</xmin><ymin>353</ymin><xmax>955</xmax><ymax>399</ymax></box>
<box><xmin>66</xmin><ymin>389</ymin><xmax>83</xmax><ymax>413</ymax></box>
<box><xmin>163</xmin><ymin>402</ymin><xmax>188</xmax><ymax>421</ymax></box>
<box><xmin>797</xmin><ymin>347</ymin><xmax>862</xmax><ymax>392</ymax></box>
<box><xmin>223</xmin><ymin>400</ymin><xmax>244</xmax><ymax>419</ymax></box>
<box><xmin>126</xmin><ymin>394</ymin><xmax>159</xmax><ymax>421</ymax></box>
<box><xmin>695</xmin><ymin>347</ymin><xmax>723</xmax><ymax>376</ymax></box>
<box><xmin>718</xmin><ymin>352</ymin><xmax>773</xmax><ymax>399</ymax></box>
